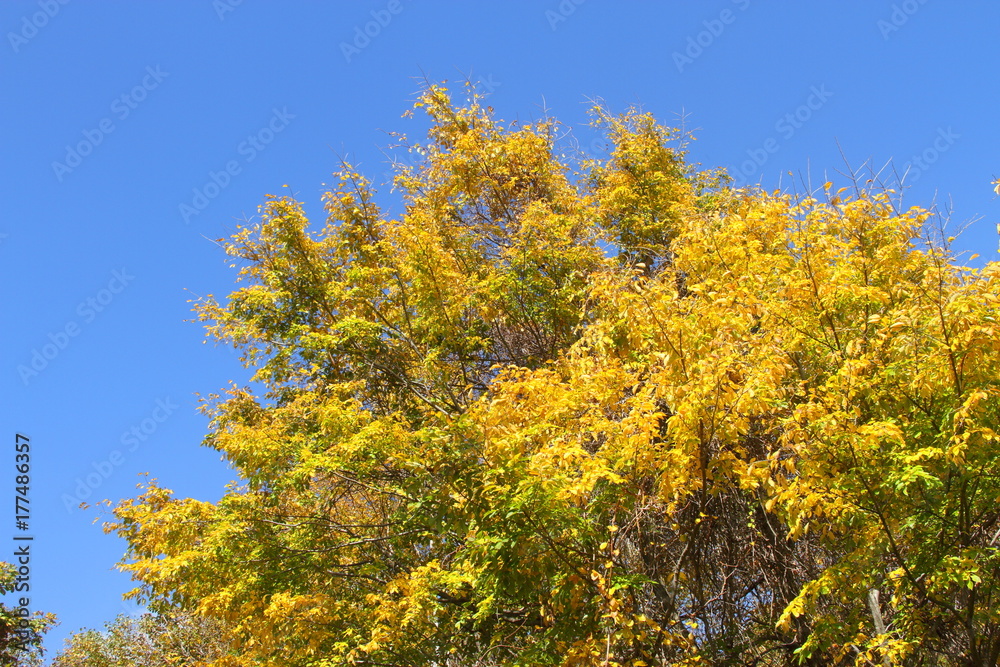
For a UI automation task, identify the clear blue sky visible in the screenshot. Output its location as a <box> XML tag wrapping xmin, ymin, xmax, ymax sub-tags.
<box><xmin>1</xmin><ymin>1</ymin><xmax>997</xmax><ymax>659</ymax></box>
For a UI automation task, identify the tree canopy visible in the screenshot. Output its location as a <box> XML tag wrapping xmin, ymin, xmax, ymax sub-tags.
<box><xmin>0</xmin><ymin>561</ymin><xmax>53</xmax><ymax>667</ymax></box>
<box><xmin>52</xmin><ymin>610</ymin><xmax>230</xmax><ymax>667</ymax></box>
<box><xmin>83</xmin><ymin>84</ymin><xmax>1000</xmax><ymax>666</ymax></box>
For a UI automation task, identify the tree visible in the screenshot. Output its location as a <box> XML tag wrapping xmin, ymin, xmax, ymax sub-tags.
<box><xmin>0</xmin><ymin>561</ymin><xmax>54</xmax><ymax>667</ymax></box>
<box><xmin>105</xmin><ymin>83</ymin><xmax>1000</xmax><ymax>665</ymax></box>
<box><xmin>52</xmin><ymin>609</ymin><xmax>233</xmax><ymax>667</ymax></box>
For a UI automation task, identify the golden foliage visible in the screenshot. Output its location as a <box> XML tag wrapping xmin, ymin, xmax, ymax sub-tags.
<box><xmin>101</xmin><ymin>85</ymin><xmax>1000</xmax><ymax>666</ymax></box>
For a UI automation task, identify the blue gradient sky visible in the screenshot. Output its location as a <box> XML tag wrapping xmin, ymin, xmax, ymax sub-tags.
<box><xmin>2</xmin><ymin>1</ymin><xmax>998</xmax><ymax>659</ymax></box>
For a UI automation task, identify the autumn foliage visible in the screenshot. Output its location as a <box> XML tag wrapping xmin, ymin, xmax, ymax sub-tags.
<box><xmin>87</xmin><ymin>85</ymin><xmax>1000</xmax><ymax>665</ymax></box>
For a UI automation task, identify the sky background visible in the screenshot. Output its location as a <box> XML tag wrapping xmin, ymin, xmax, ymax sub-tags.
<box><xmin>1</xmin><ymin>0</ymin><xmax>998</xmax><ymax>660</ymax></box>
